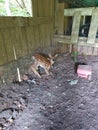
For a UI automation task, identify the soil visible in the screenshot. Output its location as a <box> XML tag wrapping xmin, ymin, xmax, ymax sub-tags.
<box><xmin>0</xmin><ymin>53</ymin><xmax>98</xmax><ymax>130</ymax></box>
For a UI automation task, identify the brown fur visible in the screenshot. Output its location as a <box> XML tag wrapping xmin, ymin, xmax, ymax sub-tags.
<box><xmin>31</xmin><ymin>53</ymin><xmax>55</xmax><ymax>78</ymax></box>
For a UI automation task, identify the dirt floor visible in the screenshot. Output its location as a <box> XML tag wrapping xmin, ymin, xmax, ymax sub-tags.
<box><xmin>1</xmin><ymin>52</ymin><xmax>98</xmax><ymax>130</ymax></box>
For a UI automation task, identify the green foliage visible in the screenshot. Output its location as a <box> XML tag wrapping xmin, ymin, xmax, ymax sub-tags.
<box><xmin>0</xmin><ymin>8</ymin><xmax>6</xmax><ymax>16</ymax></box>
<box><xmin>0</xmin><ymin>0</ymin><xmax>31</xmax><ymax>17</ymax></box>
<box><xmin>0</xmin><ymin>0</ymin><xmax>4</xmax><ymax>2</ymax></box>
<box><xmin>71</xmin><ymin>51</ymin><xmax>79</xmax><ymax>62</ymax></box>
<box><xmin>10</xmin><ymin>7</ymin><xmax>30</xmax><ymax>17</ymax></box>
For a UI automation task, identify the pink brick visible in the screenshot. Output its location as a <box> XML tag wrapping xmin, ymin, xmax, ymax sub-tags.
<box><xmin>77</xmin><ymin>65</ymin><xmax>92</xmax><ymax>79</ymax></box>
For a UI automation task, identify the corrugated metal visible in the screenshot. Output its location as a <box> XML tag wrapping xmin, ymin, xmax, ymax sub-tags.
<box><xmin>59</xmin><ymin>0</ymin><xmax>98</xmax><ymax>8</ymax></box>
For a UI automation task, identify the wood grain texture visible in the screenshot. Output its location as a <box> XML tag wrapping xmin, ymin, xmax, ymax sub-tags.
<box><xmin>57</xmin><ymin>2</ymin><xmax>64</xmax><ymax>34</ymax></box>
<box><xmin>87</xmin><ymin>9</ymin><xmax>98</xmax><ymax>44</ymax></box>
<box><xmin>0</xmin><ymin>31</ymin><xmax>8</xmax><ymax>64</ymax></box>
<box><xmin>71</xmin><ymin>11</ymin><xmax>81</xmax><ymax>43</ymax></box>
<box><xmin>0</xmin><ymin>0</ymin><xmax>55</xmax><ymax>65</ymax></box>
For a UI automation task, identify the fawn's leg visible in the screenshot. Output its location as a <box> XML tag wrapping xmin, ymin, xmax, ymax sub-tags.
<box><xmin>31</xmin><ymin>64</ymin><xmax>41</xmax><ymax>78</ymax></box>
<box><xmin>44</xmin><ymin>68</ymin><xmax>50</xmax><ymax>76</ymax></box>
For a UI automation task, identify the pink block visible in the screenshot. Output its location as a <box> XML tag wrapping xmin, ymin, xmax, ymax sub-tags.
<box><xmin>77</xmin><ymin>65</ymin><xmax>92</xmax><ymax>80</ymax></box>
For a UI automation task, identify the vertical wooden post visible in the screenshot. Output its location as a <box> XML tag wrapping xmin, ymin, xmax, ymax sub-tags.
<box><xmin>32</xmin><ymin>0</ymin><xmax>38</xmax><ymax>17</ymax></box>
<box><xmin>57</xmin><ymin>1</ymin><xmax>64</xmax><ymax>34</ymax></box>
<box><xmin>64</xmin><ymin>3</ymin><xmax>69</xmax><ymax>34</ymax></box>
<box><xmin>71</xmin><ymin>11</ymin><xmax>81</xmax><ymax>43</ymax></box>
<box><xmin>54</xmin><ymin>1</ymin><xmax>65</xmax><ymax>52</ymax></box>
<box><xmin>87</xmin><ymin>9</ymin><xmax>98</xmax><ymax>44</ymax></box>
<box><xmin>54</xmin><ymin>0</ymin><xmax>58</xmax><ymax>34</ymax></box>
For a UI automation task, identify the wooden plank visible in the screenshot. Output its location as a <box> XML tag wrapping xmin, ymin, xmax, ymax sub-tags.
<box><xmin>48</xmin><ymin>0</ymin><xmax>55</xmax><ymax>46</ymax></box>
<box><xmin>54</xmin><ymin>0</ymin><xmax>58</xmax><ymax>33</ymax></box>
<box><xmin>81</xmin><ymin>46</ymin><xmax>88</xmax><ymax>55</ymax></box>
<box><xmin>77</xmin><ymin>45</ymin><xmax>98</xmax><ymax>55</ymax></box>
<box><xmin>64</xmin><ymin>7</ymin><xmax>95</xmax><ymax>16</ymax></box>
<box><xmin>0</xmin><ymin>31</ymin><xmax>8</xmax><ymax>65</ymax></box>
<box><xmin>29</xmin><ymin>17</ymin><xmax>54</xmax><ymax>25</ymax></box>
<box><xmin>43</xmin><ymin>0</ymin><xmax>50</xmax><ymax>46</ymax></box>
<box><xmin>38</xmin><ymin>0</ymin><xmax>44</xmax><ymax>48</ymax></box>
<box><xmin>1</xmin><ymin>27</ymin><xmax>23</xmax><ymax>63</ymax></box>
<box><xmin>53</xmin><ymin>35</ymin><xmax>98</xmax><ymax>47</ymax></box>
<box><xmin>44</xmin><ymin>24</ymin><xmax>51</xmax><ymax>47</ymax></box>
<box><xmin>57</xmin><ymin>2</ymin><xmax>64</xmax><ymax>34</ymax></box>
<box><xmin>43</xmin><ymin>0</ymin><xmax>49</xmax><ymax>16</ymax></box>
<box><xmin>50</xmin><ymin>22</ymin><xmax>54</xmax><ymax>46</ymax></box>
<box><xmin>2</xmin><ymin>29</ymin><xmax>15</xmax><ymax>62</ymax></box>
<box><xmin>53</xmin><ymin>35</ymin><xmax>73</xmax><ymax>44</ymax></box>
<box><xmin>71</xmin><ymin>11</ymin><xmax>81</xmax><ymax>43</ymax></box>
<box><xmin>39</xmin><ymin>24</ymin><xmax>45</xmax><ymax>47</ymax></box>
<box><xmin>29</xmin><ymin>17</ymin><xmax>54</xmax><ymax>48</ymax></box>
<box><xmin>92</xmin><ymin>47</ymin><xmax>98</xmax><ymax>55</ymax></box>
<box><xmin>77</xmin><ymin>45</ymin><xmax>83</xmax><ymax>54</ymax></box>
<box><xmin>19</xmin><ymin>27</ymin><xmax>28</xmax><ymax>56</ymax></box>
<box><xmin>48</xmin><ymin>0</ymin><xmax>54</xmax><ymax>16</ymax></box>
<box><xmin>32</xmin><ymin>0</ymin><xmax>38</xmax><ymax>17</ymax></box>
<box><xmin>0</xmin><ymin>17</ymin><xmax>28</xmax><ymax>28</ymax></box>
<box><xmin>87</xmin><ymin>47</ymin><xmax>93</xmax><ymax>55</ymax></box>
<box><xmin>33</xmin><ymin>25</ymin><xmax>40</xmax><ymax>49</ymax></box>
<box><xmin>26</xmin><ymin>26</ymin><xmax>35</xmax><ymax>54</ymax></box>
<box><xmin>87</xmin><ymin>9</ymin><xmax>98</xmax><ymax>44</ymax></box>
<box><xmin>13</xmin><ymin>27</ymin><xmax>22</xmax><ymax>59</ymax></box>
<box><xmin>0</xmin><ymin>17</ymin><xmax>53</xmax><ymax>28</ymax></box>
<box><xmin>64</xmin><ymin>3</ymin><xmax>69</xmax><ymax>34</ymax></box>
<box><xmin>37</xmin><ymin>0</ymin><xmax>43</xmax><ymax>17</ymax></box>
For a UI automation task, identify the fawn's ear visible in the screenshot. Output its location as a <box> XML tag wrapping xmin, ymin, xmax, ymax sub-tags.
<box><xmin>48</xmin><ymin>54</ymin><xmax>52</xmax><ymax>58</ymax></box>
<box><xmin>54</xmin><ymin>54</ymin><xmax>58</xmax><ymax>58</ymax></box>
<box><xmin>48</xmin><ymin>53</ymin><xmax>58</xmax><ymax>59</ymax></box>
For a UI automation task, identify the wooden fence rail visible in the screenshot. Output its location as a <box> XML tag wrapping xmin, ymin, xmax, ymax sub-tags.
<box><xmin>53</xmin><ymin>5</ymin><xmax>98</xmax><ymax>55</ymax></box>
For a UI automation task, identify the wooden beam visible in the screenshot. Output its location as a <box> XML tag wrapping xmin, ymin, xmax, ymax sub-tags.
<box><xmin>0</xmin><ymin>32</ymin><xmax>8</xmax><ymax>64</ymax></box>
<box><xmin>0</xmin><ymin>17</ymin><xmax>53</xmax><ymax>28</ymax></box>
<box><xmin>54</xmin><ymin>0</ymin><xmax>58</xmax><ymax>33</ymax></box>
<box><xmin>64</xmin><ymin>7</ymin><xmax>96</xmax><ymax>16</ymax></box>
<box><xmin>53</xmin><ymin>34</ymin><xmax>98</xmax><ymax>47</ymax></box>
<box><xmin>29</xmin><ymin>17</ymin><xmax>54</xmax><ymax>25</ymax></box>
<box><xmin>87</xmin><ymin>9</ymin><xmax>98</xmax><ymax>44</ymax></box>
<box><xmin>57</xmin><ymin>2</ymin><xmax>64</xmax><ymax>34</ymax></box>
<box><xmin>32</xmin><ymin>0</ymin><xmax>38</xmax><ymax>17</ymax></box>
<box><xmin>0</xmin><ymin>17</ymin><xmax>28</xmax><ymax>28</ymax></box>
<box><xmin>71</xmin><ymin>11</ymin><xmax>81</xmax><ymax>43</ymax></box>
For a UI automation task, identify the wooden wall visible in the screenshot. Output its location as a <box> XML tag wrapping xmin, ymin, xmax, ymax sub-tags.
<box><xmin>0</xmin><ymin>0</ymin><xmax>55</xmax><ymax>65</ymax></box>
<box><xmin>53</xmin><ymin>1</ymin><xmax>98</xmax><ymax>55</ymax></box>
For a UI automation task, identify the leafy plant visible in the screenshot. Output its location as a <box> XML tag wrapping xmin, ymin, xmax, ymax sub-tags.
<box><xmin>0</xmin><ymin>0</ymin><xmax>32</xmax><ymax>17</ymax></box>
<box><xmin>71</xmin><ymin>51</ymin><xmax>79</xmax><ymax>62</ymax></box>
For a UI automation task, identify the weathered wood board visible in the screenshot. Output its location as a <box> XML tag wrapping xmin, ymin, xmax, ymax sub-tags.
<box><xmin>0</xmin><ymin>0</ymin><xmax>55</xmax><ymax>65</ymax></box>
<box><xmin>55</xmin><ymin>4</ymin><xmax>98</xmax><ymax>55</ymax></box>
<box><xmin>87</xmin><ymin>9</ymin><xmax>98</xmax><ymax>44</ymax></box>
<box><xmin>64</xmin><ymin>7</ymin><xmax>96</xmax><ymax>16</ymax></box>
<box><xmin>71</xmin><ymin>11</ymin><xmax>81</xmax><ymax>43</ymax></box>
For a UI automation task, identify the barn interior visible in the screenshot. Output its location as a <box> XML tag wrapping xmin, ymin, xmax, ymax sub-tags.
<box><xmin>0</xmin><ymin>0</ymin><xmax>98</xmax><ymax>130</ymax></box>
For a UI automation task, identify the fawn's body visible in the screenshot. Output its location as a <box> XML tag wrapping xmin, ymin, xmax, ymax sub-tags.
<box><xmin>31</xmin><ymin>53</ymin><xmax>55</xmax><ymax>78</ymax></box>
